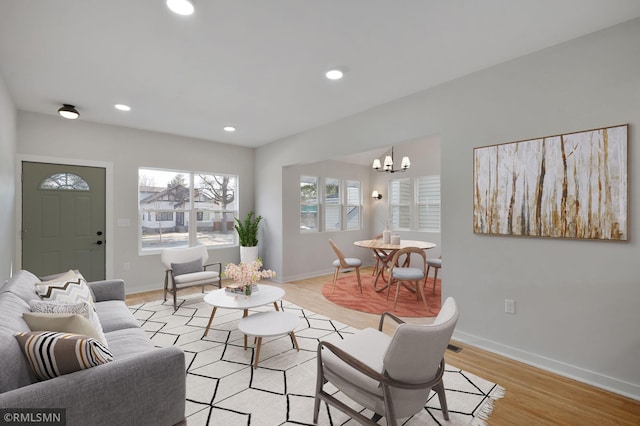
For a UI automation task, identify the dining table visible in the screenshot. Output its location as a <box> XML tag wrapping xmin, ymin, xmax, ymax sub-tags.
<box><xmin>353</xmin><ymin>239</ymin><xmax>436</xmax><ymax>292</ymax></box>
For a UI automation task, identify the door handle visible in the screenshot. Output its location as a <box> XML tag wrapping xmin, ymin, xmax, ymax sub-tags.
<box><xmin>95</xmin><ymin>240</ymin><xmax>104</xmax><ymax>245</ymax></box>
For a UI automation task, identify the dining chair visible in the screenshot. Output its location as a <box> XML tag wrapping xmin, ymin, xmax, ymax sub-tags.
<box><xmin>328</xmin><ymin>239</ymin><xmax>363</xmax><ymax>294</ymax></box>
<box><xmin>426</xmin><ymin>256</ymin><xmax>442</xmax><ymax>294</ymax></box>
<box><xmin>387</xmin><ymin>247</ymin><xmax>429</xmax><ymax>311</ymax></box>
<box><xmin>314</xmin><ymin>297</ymin><xmax>459</xmax><ymax>426</ymax></box>
<box><xmin>160</xmin><ymin>245</ymin><xmax>222</xmax><ymax>310</ymax></box>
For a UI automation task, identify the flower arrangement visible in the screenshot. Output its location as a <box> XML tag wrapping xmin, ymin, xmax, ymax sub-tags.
<box><xmin>223</xmin><ymin>258</ymin><xmax>276</xmax><ymax>287</ymax></box>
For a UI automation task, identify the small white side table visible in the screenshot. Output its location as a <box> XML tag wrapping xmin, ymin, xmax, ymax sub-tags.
<box><xmin>237</xmin><ymin>311</ymin><xmax>300</xmax><ymax>369</ymax></box>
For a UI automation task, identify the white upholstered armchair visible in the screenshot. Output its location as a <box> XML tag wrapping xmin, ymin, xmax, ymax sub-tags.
<box><xmin>161</xmin><ymin>245</ymin><xmax>221</xmax><ymax>310</ymax></box>
<box><xmin>314</xmin><ymin>297</ymin><xmax>459</xmax><ymax>425</ymax></box>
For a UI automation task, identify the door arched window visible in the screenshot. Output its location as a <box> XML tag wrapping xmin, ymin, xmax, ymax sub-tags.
<box><xmin>39</xmin><ymin>172</ymin><xmax>90</xmax><ymax>191</ymax></box>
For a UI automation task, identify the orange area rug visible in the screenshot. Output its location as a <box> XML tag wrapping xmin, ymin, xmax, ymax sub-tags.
<box><xmin>321</xmin><ymin>272</ymin><xmax>441</xmax><ymax>317</ymax></box>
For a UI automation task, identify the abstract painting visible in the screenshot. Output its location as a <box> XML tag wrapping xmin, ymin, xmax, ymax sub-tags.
<box><xmin>473</xmin><ymin>124</ymin><xmax>628</xmax><ymax>240</ymax></box>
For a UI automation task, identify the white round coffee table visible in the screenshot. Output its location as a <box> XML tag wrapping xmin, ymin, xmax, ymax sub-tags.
<box><xmin>238</xmin><ymin>311</ymin><xmax>301</xmax><ymax>369</ymax></box>
<box><xmin>203</xmin><ymin>284</ymin><xmax>285</xmax><ymax>337</ymax></box>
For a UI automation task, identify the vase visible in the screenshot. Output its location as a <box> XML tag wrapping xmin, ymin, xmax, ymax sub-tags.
<box><xmin>240</xmin><ymin>246</ymin><xmax>259</xmax><ymax>264</ymax></box>
<box><xmin>244</xmin><ymin>285</ymin><xmax>252</xmax><ymax>296</ymax></box>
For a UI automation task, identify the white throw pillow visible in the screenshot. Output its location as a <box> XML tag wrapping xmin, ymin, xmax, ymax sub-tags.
<box><xmin>29</xmin><ymin>300</ymin><xmax>107</xmax><ymax>346</ymax></box>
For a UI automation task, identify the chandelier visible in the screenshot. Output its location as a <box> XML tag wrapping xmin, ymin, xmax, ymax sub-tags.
<box><xmin>372</xmin><ymin>147</ymin><xmax>410</xmax><ymax>173</ymax></box>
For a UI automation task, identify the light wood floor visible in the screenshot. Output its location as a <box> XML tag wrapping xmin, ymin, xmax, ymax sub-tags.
<box><xmin>127</xmin><ymin>269</ymin><xmax>640</xmax><ymax>425</ymax></box>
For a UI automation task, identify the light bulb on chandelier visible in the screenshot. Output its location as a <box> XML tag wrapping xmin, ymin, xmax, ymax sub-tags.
<box><xmin>372</xmin><ymin>147</ymin><xmax>410</xmax><ymax>173</ymax></box>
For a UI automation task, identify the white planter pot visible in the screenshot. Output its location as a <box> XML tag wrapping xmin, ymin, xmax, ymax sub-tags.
<box><xmin>240</xmin><ymin>246</ymin><xmax>259</xmax><ymax>264</ymax></box>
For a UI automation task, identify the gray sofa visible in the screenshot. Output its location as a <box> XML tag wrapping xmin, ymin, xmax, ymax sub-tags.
<box><xmin>0</xmin><ymin>270</ymin><xmax>186</xmax><ymax>426</ymax></box>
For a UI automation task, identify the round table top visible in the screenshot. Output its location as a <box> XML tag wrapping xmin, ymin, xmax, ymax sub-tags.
<box><xmin>203</xmin><ymin>284</ymin><xmax>285</xmax><ymax>309</ymax></box>
<box><xmin>238</xmin><ymin>311</ymin><xmax>300</xmax><ymax>337</ymax></box>
<box><xmin>354</xmin><ymin>239</ymin><xmax>436</xmax><ymax>251</ymax></box>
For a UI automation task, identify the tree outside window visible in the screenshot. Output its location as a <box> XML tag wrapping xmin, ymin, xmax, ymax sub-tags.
<box><xmin>138</xmin><ymin>168</ymin><xmax>238</xmax><ymax>252</ymax></box>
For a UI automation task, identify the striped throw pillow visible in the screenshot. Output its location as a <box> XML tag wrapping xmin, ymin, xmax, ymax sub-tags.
<box><xmin>14</xmin><ymin>331</ymin><xmax>113</xmax><ymax>381</ymax></box>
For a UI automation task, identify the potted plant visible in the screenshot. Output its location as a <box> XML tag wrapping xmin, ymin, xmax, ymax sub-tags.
<box><xmin>235</xmin><ymin>211</ymin><xmax>262</xmax><ymax>263</ymax></box>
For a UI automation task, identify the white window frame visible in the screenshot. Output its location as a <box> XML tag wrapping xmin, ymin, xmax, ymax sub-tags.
<box><xmin>300</xmin><ymin>175</ymin><xmax>361</xmax><ymax>233</ymax></box>
<box><xmin>138</xmin><ymin>168</ymin><xmax>238</xmax><ymax>254</ymax></box>
<box><xmin>388</xmin><ymin>176</ymin><xmax>441</xmax><ymax>232</ymax></box>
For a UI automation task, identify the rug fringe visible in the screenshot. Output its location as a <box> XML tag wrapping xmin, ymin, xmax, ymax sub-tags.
<box><xmin>470</xmin><ymin>385</ymin><xmax>506</xmax><ymax>426</ymax></box>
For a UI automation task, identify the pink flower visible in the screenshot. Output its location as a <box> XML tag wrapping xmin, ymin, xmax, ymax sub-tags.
<box><xmin>223</xmin><ymin>259</ymin><xmax>276</xmax><ymax>285</ymax></box>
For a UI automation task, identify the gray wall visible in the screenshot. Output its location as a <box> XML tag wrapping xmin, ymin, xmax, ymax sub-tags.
<box><xmin>0</xmin><ymin>73</ymin><xmax>16</xmax><ymax>282</ymax></box>
<box><xmin>256</xmin><ymin>19</ymin><xmax>640</xmax><ymax>398</ymax></box>
<box><xmin>16</xmin><ymin>111</ymin><xmax>255</xmax><ymax>293</ymax></box>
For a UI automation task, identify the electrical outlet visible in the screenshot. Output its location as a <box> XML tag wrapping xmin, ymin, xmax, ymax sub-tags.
<box><xmin>505</xmin><ymin>299</ymin><xmax>516</xmax><ymax>314</ymax></box>
<box><xmin>123</xmin><ymin>262</ymin><xmax>130</xmax><ymax>271</ymax></box>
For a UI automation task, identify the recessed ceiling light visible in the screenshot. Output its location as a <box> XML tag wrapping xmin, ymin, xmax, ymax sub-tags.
<box><xmin>325</xmin><ymin>69</ymin><xmax>344</xmax><ymax>80</ymax></box>
<box><xmin>223</xmin><ymin>126</ymin><xmax>236</xmax><ymax>132</ymax></box>
<box><xmin>166</xmin><ymin>0</ymin><xmax>194</xmax><ymax>16</ymax></box>
<box><xmin>58</xmin><ymin>104</ymin><xmax>79</xmax><ymax>119</ymax></box>
<box><xmin>114</xmin><ymin>104</ymin><xmax>131</xmax><ymax>111</ymax></box>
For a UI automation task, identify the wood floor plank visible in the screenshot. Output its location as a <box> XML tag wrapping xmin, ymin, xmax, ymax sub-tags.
<box><xmin>126</xmin><ymin>269</ymin><xmax>640</xmax><ymax>425</ymax></box>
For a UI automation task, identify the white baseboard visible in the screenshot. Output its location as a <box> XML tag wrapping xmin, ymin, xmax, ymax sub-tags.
<box><xmin>453</xmin><ymin>330</ymin><xmax>640</xmax><ymax>401</ymax></box>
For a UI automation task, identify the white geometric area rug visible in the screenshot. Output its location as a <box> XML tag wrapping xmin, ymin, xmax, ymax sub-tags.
<box><xmin>128</xmin><ymin>294</ymin><xmax>505</xmax><ymax>426</ymax></box>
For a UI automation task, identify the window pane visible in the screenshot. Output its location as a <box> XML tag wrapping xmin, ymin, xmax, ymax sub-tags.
<box><xmin>324</xmin><ymin>178</ymin><xmax>341</xmax><ymax>230</ymax></box>
<box><xmin>300</xmin><ymin>176</ymin><xmax>318</xmax><ymax>231</ymax></box>
<box><xmin>346</xmin><ymin>206</ymin><xmax>361</xmax><ymax>230</ymax></box>
<box><xmin>141</xmin><ymin>212</ymin><xmax>189</xmax><ymax>249</ymax></box>
<box><xmin>346</xmin><ymin>180</ymin><xmax>360</xmax><ymax>205</ymax></box>
<box><xmin>196</xmin><ymin>210</ymin><xmax>237</xmax><ymax>246</ymax></box>
<box><xmin>325</xmin><ymin>178</ymin><xmax>340</xmax><ymax>205</ymax></box>
<box><xmin>346</xmin><ymin>180</ymin><xmax>361</xmax><ymax>230</ymax></box>
<box><xmin>195</xmin><ymin>174</ymin><xmax>237</xmax><ymax>211</ymax></box>
<box><xmin>325</xmin><ymin>205</ymin><xmax>341</xmax><ymax>230</ymax></box>
<box><xmin>194</xmin><ymin>173</ymin><xmax>238</xmax><ymax>246</ymax></box>
<box><xmin>139</xmin><ymin>168</ymin><xmax>238</xmax><ymax>251</ymax></box>
<box><xmin>139</xmin><ymin>169</ymin><xmax>191</xmax><ymax>211</ymax></box>
<box><xmin>389</xmin><ymin>179</ymin><xmax>411</xmax><ymax>230</ymax></box>
<box><xmin>40</xmin><ymin>173</ymin><xmax>90</xmax><ymax>191</ymax></box>
<box><xmin>417</xmin><ymin>176</ymin><xmax>441</xmax><ymax>231</ymax></box>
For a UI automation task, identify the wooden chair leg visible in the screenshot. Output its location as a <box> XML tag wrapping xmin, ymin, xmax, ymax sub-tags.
<box><xmin>355</xmin><ymin>267</ymin><xmax>363</xmax><ymax>294</ymax></box>
<box><xmin>393</xmin><ymin>280</ymin><xmax>402</xmax><ymax>310</ymax></box>
<box><xmin>424</xmin><ymin>265</ymin><xmax>431</xmax><ymax>288</ymax></box>
<box><xmin>332</xmin><ymin>266</ymin><xmax>340</xmax><ymax>293</ymax></box>
<box><xmin>417</xmin><ymin>281</ymin><xmax>429</xmax><ymax>312</ymax></box>
<box><xmin>432</xmin><ymin>268</ymin><xmax>439</xmax><ymax>294</ymax></box>
<box><xmin>433</xmin><ymin>379</ymin><xmax>450</xmax><ymax>421</ymax></box>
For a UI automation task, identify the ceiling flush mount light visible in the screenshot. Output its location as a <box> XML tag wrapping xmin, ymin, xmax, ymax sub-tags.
<box><xmin>223</xmin><ymin>126</ymin><xmax>236</xmax><ymax>132</ymax></box>
<box><xmin>325</xmin><ymin>69</ymin><xmax>344</xmax><ymax>80</ymax></box>
<box><xmin>58</xmin><ymin>104</ymin><xmax>79</xmax><ymax>120</ymax></box>
<box><xmin>372</xmin><ymin>147</ymin><xmax>410</xmax><ymax>173</ymax></box>
<box><xmin>166</xmin><ymin>0</ymin><xmax>194</xmax><ymax>16</ymax></box>
<box><xmin>114</xmin><ymin>104</ymin><xmax>131</xmax><ymax>111</ymax></box>
<box><xmin>371</xmin><ymin>190</ymin><xmax>383</xmax><ymax>200</ymax></box>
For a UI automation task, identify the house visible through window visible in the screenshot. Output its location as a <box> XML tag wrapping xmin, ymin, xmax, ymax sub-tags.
<box><xmin>138</xmin><ymin>168</ymin><xmax>238</xmax><ymax>252</ymax></box>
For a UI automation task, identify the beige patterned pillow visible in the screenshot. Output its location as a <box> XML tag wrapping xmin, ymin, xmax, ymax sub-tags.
<box><xmin>14</xmin><ymin>331</ymin><xmax>113</xmax><ymax>381</ymax></box>
<box><xmin>22</xmin><ymin>313</ymin><xmax>104</xmax><ymax>343</ymax></box>
<box><xmin>28</xmin><ymin>300</ymin><xmax>107</xmax><ymax>346</ymax></box>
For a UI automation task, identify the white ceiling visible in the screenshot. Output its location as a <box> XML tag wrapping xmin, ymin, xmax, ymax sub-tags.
<box><xmin>1</xmin><ymin>1</ymin><xmax>640</xmax><ymax>148</ymax></box>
